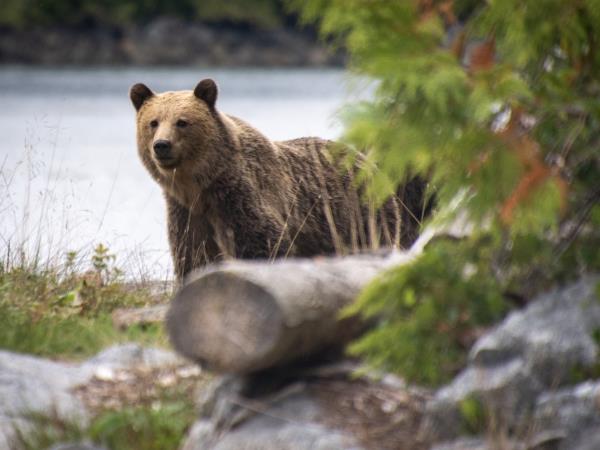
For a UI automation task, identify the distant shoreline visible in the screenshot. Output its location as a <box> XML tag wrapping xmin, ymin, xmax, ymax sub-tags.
<box><xmin>0</xmin><ymin>18</ymin><xmax>346</xmax><ymax>67</ymax></box>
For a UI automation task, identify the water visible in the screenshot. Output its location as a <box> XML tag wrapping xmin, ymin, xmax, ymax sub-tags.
<box><xmin>0</xmin><ymin>67</ymin><xmax>353</xmax><ymax>277</ymax></box>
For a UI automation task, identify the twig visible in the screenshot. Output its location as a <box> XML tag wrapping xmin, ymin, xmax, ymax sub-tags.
<box><xmin>555</xmin><ymin>187</ymin><xmax>600</xmax><ymax>256</ymax></box>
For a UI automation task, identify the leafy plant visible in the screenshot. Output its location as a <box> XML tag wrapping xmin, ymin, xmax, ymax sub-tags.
<box><xmin>459</xmin><ymin>395</ymin><xmax>487</xmax><ymax>435</ymax></box>
<box><xmin>0</xmin><ymin>245</ymin><xmax>169</xmax><ymax>359</ymax></box>
<box><xmin>290</xmin><ymin>0</ymin><xmax>600</xmax><ymax>384</ymax></box>
<box><xmin>346</xmin><ymin>237</ymin><xmax>506</xmax><ymax>385</ymax></box>
<box><xmin>21</xmin><ymin>397</ymin><xmax>196</xmax><ymax>450</ymax></box>
<box><xmin>89</xmin><ymin>403</ymin><xmax>195</xmax><ymax>450</ymax></box>
<box><xmin>91</xmin><ymin>243</ymin><xmax>120</xmax><ymax>284</ymax></box>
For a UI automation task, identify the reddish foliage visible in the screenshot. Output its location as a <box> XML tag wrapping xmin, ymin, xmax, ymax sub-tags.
<box><xmin>498</xmin><ymin>110</ymin><xmax>567</xmax><ymax>224</ymax></box>
<box><xmin>469</xmin><ymin>38</ymin><xmax>496</xmax><ymax>72</ymax></box>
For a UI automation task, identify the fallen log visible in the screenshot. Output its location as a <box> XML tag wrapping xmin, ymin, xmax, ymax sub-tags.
<box><xmin>166</xmin><ymin>227</ymin><xmax>443</xmax><ymax>374</ymax></box>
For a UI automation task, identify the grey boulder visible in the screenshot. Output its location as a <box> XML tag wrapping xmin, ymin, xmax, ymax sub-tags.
<box><xmin>426</xmin><ymin>276</ymin><xmax>600</xmax><ymax>440</ymax></box>
<box><xmin>0</xmin><ymin>343</ymin><xmax>184</xmax><ymax>449</ymax></box>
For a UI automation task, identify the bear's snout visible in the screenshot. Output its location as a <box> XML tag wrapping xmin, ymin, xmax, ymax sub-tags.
<box><xmin>153</xmin><ymin>139</ymin><xmax>172</xmax><ymax>159</ymax></box>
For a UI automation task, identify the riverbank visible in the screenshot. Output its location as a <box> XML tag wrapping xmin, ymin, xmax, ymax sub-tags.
<box><xmin>0</xmin><ymin>19</ymin><xmax>345</xmax><ymax>67</ymax></box>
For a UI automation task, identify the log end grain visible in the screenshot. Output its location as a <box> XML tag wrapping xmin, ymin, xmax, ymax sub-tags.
<box><xmin>167</xmin><ymin>271</ymin><xmax>284</xmax><ymax>373</ymax></box>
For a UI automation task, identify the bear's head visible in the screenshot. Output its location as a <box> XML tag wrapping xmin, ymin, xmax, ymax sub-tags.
<box><xmin>130</xmin><ymin>79</ymin><xmax>231</xmax><ymax>207</ymax></box>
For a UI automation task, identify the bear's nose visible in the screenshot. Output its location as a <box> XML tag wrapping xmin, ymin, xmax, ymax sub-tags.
<box><xmin>153</xmin><ymin>140</ymin><xmax>172</xmax><ymax>158</ymax></box>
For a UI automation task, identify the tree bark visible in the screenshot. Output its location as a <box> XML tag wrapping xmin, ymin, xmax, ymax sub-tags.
<box><xmin>166</xmin><ymin>228</ymin><xmax>439</xmax><ymax>374</ymax></box>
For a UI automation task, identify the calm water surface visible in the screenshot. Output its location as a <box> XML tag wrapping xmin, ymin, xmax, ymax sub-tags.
<box><xmin>0</xmin><ymin>67</ymin><xmax>355</xmax><ymax>276</ymax></box>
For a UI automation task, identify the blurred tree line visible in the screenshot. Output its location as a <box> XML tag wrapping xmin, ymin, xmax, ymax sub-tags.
<box><xmin>290</xmin><ymin>0</ymin><xmax>600</xmax><ymax>385</ymax></box>
<box><xmin>0</xmin><ymin>0</ymin><xmax>286</xmax><ymax>29</ymax></box>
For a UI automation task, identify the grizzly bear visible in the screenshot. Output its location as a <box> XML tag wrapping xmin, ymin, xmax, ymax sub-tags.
<box><xmin>130</xmin><ymin>79</ymin><xmax>430</xmax><ymax>280</ymax></box>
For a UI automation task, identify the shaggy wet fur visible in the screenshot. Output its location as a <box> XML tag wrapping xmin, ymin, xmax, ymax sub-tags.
<box><xmin>131</xmin><ymin>80</ymin><xmax>431</xmax><ymax>280</ymax></box>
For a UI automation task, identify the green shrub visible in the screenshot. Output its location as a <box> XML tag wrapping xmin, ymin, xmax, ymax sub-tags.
<box><xmin>346</xmin><ymin>237</ymin><xmax>506</xmax><ymax>385</ymax></box>
<box><xmin>89</xmin><ymin>403</ymin><xmax>195</xmax><ymax>450</ymax></box>
<box><xmin>291</xmin><ymin>0</ymin><xmax>600</xmax><ymax>385</ymax></box>
<box><xmin>22</xmin><ymin>400</ymin><xmax>195</xmax><ymax>450</ymax></box>
<box><xmin>0</xmin><ymin>245</ymin><xmax>168</xmax><ymax>359</ymax></box>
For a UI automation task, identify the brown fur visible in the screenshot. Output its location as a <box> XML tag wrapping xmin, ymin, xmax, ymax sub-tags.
<box><xmin>130</xmin><ymin>80</ymin><xmax>431</xmax><ymax>280</ymax></box>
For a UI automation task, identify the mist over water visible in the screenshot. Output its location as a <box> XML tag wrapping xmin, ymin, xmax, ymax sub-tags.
<box><xmin>0</xmin><ymin>67</ymin><xmax>350</xmax><ymax>277</ymax></box>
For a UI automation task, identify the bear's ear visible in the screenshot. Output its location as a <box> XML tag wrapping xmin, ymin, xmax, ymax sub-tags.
<box><xmin>194</xmin><ymin>79</ymin><xmax>218</xmax><ymax>108</ymax></box>
<box><xmin>130</xmin><ymin>83</ymin><xmax>154</xmax><ymax>111</ymax></box>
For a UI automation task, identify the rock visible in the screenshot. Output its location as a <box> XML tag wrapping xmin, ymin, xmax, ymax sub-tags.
<box><xmin>182</xmin><ymin>374</ymin><xmax>364</xmax><ymax>450</ymax></box>
<box><xmin>430</xmin><ymin>438</ymin><xmax>487</xmax><ymax>450</ymax></box>
<box><xmin>429</xmin><ymin>379</ymin><xmax>600</xmax><ymax>450</ymax></box>
<box><xmin>0</xmin><ymin>351</ymin><xmax>92</xmax><ymax>442</ymax></box>
<box><xmin>0</xmin><ymin>27</ymin><xmax>127</xmax><ymax>65</ymax></box>
<box><xmin>470</xmin><ymin>276</ymin><xmax>600</xmax><ymax>385</ymax></box>
<box><xmin>0</xmin><ymin>344</ymin><xmax>187</xmax><ymax>449</ymax></box>
<box><xmin>533</xmin><ymin>381</ymin><xmax>600</xmax><ymax>448</ymax></box>
<box><xmin>128</xmin><ymin>18</ymin><xmax>214</xmax><ymax>65</ymax></box>
<box><xmin>0</xmin><ymin>20</ymin><xmax>345</xmax><ymax>67</ymax></box>
<box><xmin>430</xmin><ymin>437</ymin><xmax>525</xmax><ymax>450</ymax></box>
<box><xmin>184</xmin><ymin>393</ymin><xmax>363</xmax><ymax>450</ymax></box>
<box><xmin>182</xmin><ymin>363</ymin><xmax>430</xmax><ymax>450</ymax></box>
<box><xmin>425</xmin><ymin>276</ymin><xmax>600</xmax><ymax>440</ymax></box>
<box><xmin>82</xmin><ymin>342</ymin><xmax>182</xmax><ymax>369</ymax></box>
<box><xmin>425</xmin><ymin>361</ymin><xmax>543</xmax><ymax>439</ymax></box>
<box><xmin>0</xmin><ymin>418</ymin><xmax>35</xmax><ymax>450</ymax></box>
<box><xmin>47</xmin><ymin>441</ymin><xmax>109</xmax><ymax>450</ymax></box>
<box><xmin>568</xmin><ymin>429</ymin><xmax>600</xmax><ymax>450</ymax></box>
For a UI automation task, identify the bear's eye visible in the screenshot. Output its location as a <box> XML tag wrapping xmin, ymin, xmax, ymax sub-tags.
<box><xmin>176</xmin><ymin>119</ymin><xmax>189</xmax><ymax>128</ymax></box>
<box><xmin>149</xmin><ymin>120</ymin><xmax>159</xmax><ymax>128</ymax></box>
